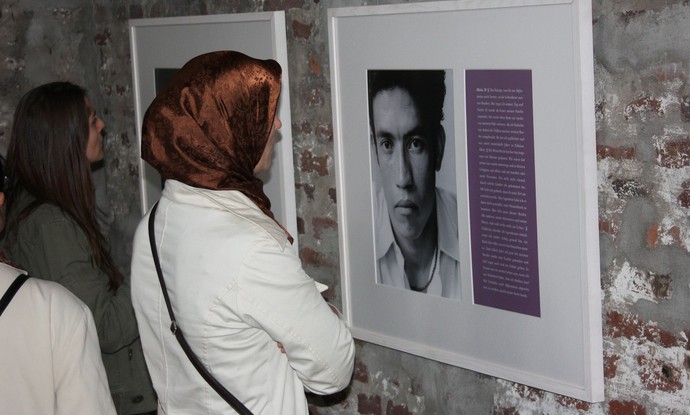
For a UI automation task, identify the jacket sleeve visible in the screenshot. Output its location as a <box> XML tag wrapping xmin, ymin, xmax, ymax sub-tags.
<box><xmin>237</xmin><ymin>239</ymin><xmax>356</xmax><ymax>395</ymax></box>
<box><xmin>17</xmin><ymin>212</ymin><xmax>140</xmax><ymax>353</ymax></box>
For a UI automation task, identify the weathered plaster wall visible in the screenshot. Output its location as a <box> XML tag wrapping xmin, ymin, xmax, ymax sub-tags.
<box><xmin>1</xmin><ymin>0</ymin><xmax>688</xmax><ymax>413</ymax></box>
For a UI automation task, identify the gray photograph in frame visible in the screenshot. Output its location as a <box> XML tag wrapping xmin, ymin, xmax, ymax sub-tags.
<box><xmin>329</xmin><ymin>0</ymin><xmax>603</xmax><ymax>402</ymax></box>
<box><xmin>129</xmin><ymin>12</ymin><xmax>298</xmax><ymax>244</ymax></box>
<box><xmin>367</xmin><ymin>69</ymin><xmax>460</xmax><ymax>299</ymax></box>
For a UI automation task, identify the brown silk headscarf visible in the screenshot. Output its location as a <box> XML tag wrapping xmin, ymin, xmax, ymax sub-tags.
<box><xmin>142</xmin><ymin>51</ymin><xmax>292</xmax><ymax>242</ymax></box>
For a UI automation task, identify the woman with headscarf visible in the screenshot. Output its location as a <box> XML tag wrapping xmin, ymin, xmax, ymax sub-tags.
<box><xmin>130</xmin><ymin>51</ymin><xmax>355</xmax><ymax>414</ymax></box>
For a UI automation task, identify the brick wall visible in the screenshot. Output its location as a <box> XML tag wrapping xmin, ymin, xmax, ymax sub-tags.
<box><xmin>0</xmin><ymin>0</ymin><xmax>688</xmax><ymax>413</ymax></box>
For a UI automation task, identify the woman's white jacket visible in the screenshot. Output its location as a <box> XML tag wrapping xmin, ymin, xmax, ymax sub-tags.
<box><xmin>131</xmin><ymin>180</ymin><xmax>355</xmax><ymax>414</ymax></box>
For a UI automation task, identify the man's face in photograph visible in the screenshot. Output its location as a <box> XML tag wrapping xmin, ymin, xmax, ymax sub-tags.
<box><xmin>372</xmin><ymin>86</ymin><xmax>437</xmax><ymax>244</ymax></box>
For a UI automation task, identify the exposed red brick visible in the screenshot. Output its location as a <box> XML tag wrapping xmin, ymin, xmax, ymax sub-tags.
<box><xmin>292</xmin><ymin>19</ymin><xmax>311</xmax><ymax>39</ymax></box>
<box><xmin>609</xmin><ymin>400</ymin><xmax>646</xmax><ymax>415</ymax></box>
<box><xmin>309</xmin><ymin>53</ymin><xmax>321</xmax><ymax>75</ymax></box>
<box><xmin>385</xmin><ymin>401</ymin><xmax>413</xmax><ymax>415</ymax></box>
<box><xmin>637</xmin><ymin>355</ymin><xmax>683</xmax><ymax>392</ymax></box>
<box><xmin>606</xmin><ymin>311</ymin><xmax>642</xmax><ymax>340</ymax></box>
<box><xmin>604</xmin><ymin>352</ymin><xmax>620</xmax><ymax>379</ymax></box>
<box><xmin>555</xmin><ymin>395</ymin><xmax>591</xmax><ymax>411</ymax></box>
<box><xmin>312</xmin><ymin>216</ymin><xmax>337</xmax><ymax>239</ymax></box>
<box><xmin>357</xmin><ymin>394</ymin><xmax>382</xmax><ymax>415</ymax></box>
<box><xmin>643</xmin><ymin>323</ymin><xmax>676</xmax><ymax>348</ymax></box>
<box><xmin>624</xmin><ymin>96</ymin><xmax>663</xmax><ymax>120</ymax></box>
<box><xmin>353</xmin><ymin>359</ymin><xmax>369</xmax><ymax>383</ymax></box>
<box><xmin>677</xmin><ymin>180</ymin><xmax>690</xmax><ymax>207</ymax></box>
<box><xmin>298</xmin><ymin>119</ymin><xmax>313</xmax><ymax>134</ymax></box>
<box><xmin>513</xmin><ymin>383</ymin><xmax>544</xmax><ymax>401</ymax></box>
<box><xmin>599</xmin><ymin>218</ymin><xmax>619</xmax><ymax>236</ymax></box>
<box><xmin>654</xmin><ymin>226</ymin><xmax>682</xmax><ymax>248</ymax></box>
<box><xmin>678</xmin><ymin>189</ymin><xmax>690</xmax><ymax>207</ymax></box>
<box><xmin>597</xmin><ymin>145</ymin><xmax>636</xmax><ymax>160</ymax></box>
<box><xmin>299</xmin><ymin>247</ymin><xmax>336</xmax><ymax>268</ymax></box>
<box><xmin>654</xmin><ymin>64</ymin><xmax>686</xmax><ymax>82</ymax></box>
<box><xmin>607</xmin><ymin>311</ymin><xmax>679</xmax><ymax>347</ymax></box>
<box><xmin>647</xmin><ymin>225</ymin><xmax>659</xmax><ymax>247</ymax></box>
<box><xmin>301</xmin><ymin>150</ymin><xmax>329</xmax><ymax>176</ymax></box>
<box><xmin>656</xmin><ymin>139</ymin><xmax>690</xmax><ymax>168</ymax></box>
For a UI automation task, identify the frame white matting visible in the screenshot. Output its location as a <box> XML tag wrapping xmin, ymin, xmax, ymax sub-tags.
<box><xmin>329</xmin><ymin>0</ymin><xmax>603</xmax><ymax>402</ymax></box>
<box><xmin>129</xmin><ymin>12</ymin><xmax>298</xmax><ymax>242</ymax></box>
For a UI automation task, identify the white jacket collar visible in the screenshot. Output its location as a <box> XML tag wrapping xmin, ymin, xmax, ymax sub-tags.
<box><xmin>161</xmin><ymin>180</ymin><xmax>290</xmax><ymax>250</ymax></box>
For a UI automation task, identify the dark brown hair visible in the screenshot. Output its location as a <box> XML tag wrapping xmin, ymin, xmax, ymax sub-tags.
<box><xmin>368</xmin><ymin>69</ymin><xmax>446</xmax><ymax>140</ymax></box>
<box><xmin>5</xmin><ymin>81</ymin><xmax>124</xmax><ymax>290</ymax></box>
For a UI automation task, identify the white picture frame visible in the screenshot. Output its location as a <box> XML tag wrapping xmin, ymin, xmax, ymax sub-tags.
<box><xmin>329</xmin><ymin>0</ymin><xmax>603</xmax><ymax>402</ymax></box>
<box><xmin>129</xmin><ymin>12</ymin><xmax>298</xmax><ymax>243</ymax></box>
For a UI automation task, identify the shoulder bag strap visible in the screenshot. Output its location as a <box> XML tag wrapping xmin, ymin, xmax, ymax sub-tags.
<box><xmin>148</xmin><ymin>202</ymin><xmax>254</xmax><ymax>415</ymax></box>
<box><xmin>0</xmin><ymin>273</ymin><xmax>30</xmax><ymax>317</ymax></box>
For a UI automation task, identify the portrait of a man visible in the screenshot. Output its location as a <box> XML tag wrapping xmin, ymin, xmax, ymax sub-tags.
<box><xmin>368</xmin><ymin>70</ymin><xmax>460</xmax><ymax>299</ymax></box>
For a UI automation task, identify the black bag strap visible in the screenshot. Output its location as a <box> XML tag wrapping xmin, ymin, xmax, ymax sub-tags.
<box><xmin>0</xmin><ymin>273</ymin><xmax>30</xmax><ymax>317</ymax></box>
<box><xmin>148</xmin><ymin>202</ymin><xmax>253</xmax><ymax>415</ymax></box>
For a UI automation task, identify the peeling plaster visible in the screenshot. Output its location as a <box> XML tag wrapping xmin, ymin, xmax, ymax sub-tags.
<box><xmin>606</xmin><ymin>336</ymin><xmax>690</xmax><ymax>412</ymax></box>
<box><xmin>493</xmin><ymin>379</ymin><xmax>606</xmax><ymax>415</ymax></box>
<box><xmin>607</xmin><ymin>260</ymin><xmax>658</xmax><ymax>305</ymax></box>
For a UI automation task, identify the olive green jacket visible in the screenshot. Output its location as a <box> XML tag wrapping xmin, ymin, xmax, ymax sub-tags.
<box><xmin>1</xmin><ymin>192</ymin><xmax>156</xmax><ymax>415</ymax></box>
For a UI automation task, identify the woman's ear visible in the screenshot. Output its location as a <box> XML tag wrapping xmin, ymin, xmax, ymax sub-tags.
<box><xmin>435</xmin><ymin>126</ymin><xmax>446</xmax><ymax>172</ymax></box>
<box><xmin>0</xmin><ymin>192</ymin><xmax>6</xmax><ymax>208</ymax></box>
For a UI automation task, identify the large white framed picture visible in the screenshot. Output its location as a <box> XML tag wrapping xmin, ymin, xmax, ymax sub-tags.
<box><xmin>329</xmin><ymin>0</ymin><xmax>603</xmax><ymax>402</ymax></box>
<box><xmin>129</xmin><ymin>12</ymin><xmax>298</xmax><ymax>242</ymax></box>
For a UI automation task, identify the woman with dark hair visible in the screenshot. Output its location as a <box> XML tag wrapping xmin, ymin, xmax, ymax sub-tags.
<box><xmin>1</xmin><ymin>82</ymin><xmax>156</xmax><ymax>415</ymax></box>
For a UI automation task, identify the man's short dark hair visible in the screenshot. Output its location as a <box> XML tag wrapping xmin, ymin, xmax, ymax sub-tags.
<box><xmin>367</xmin><ymin>70</ymin><xmax>446</xmax><ymax>139</ymax></box>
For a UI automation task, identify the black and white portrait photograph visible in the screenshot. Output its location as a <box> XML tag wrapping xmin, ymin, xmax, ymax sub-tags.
<box><xmin>367</xmin><ymin>69</ymin><xmax>460</xmax><ymax>299</ymax></box>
